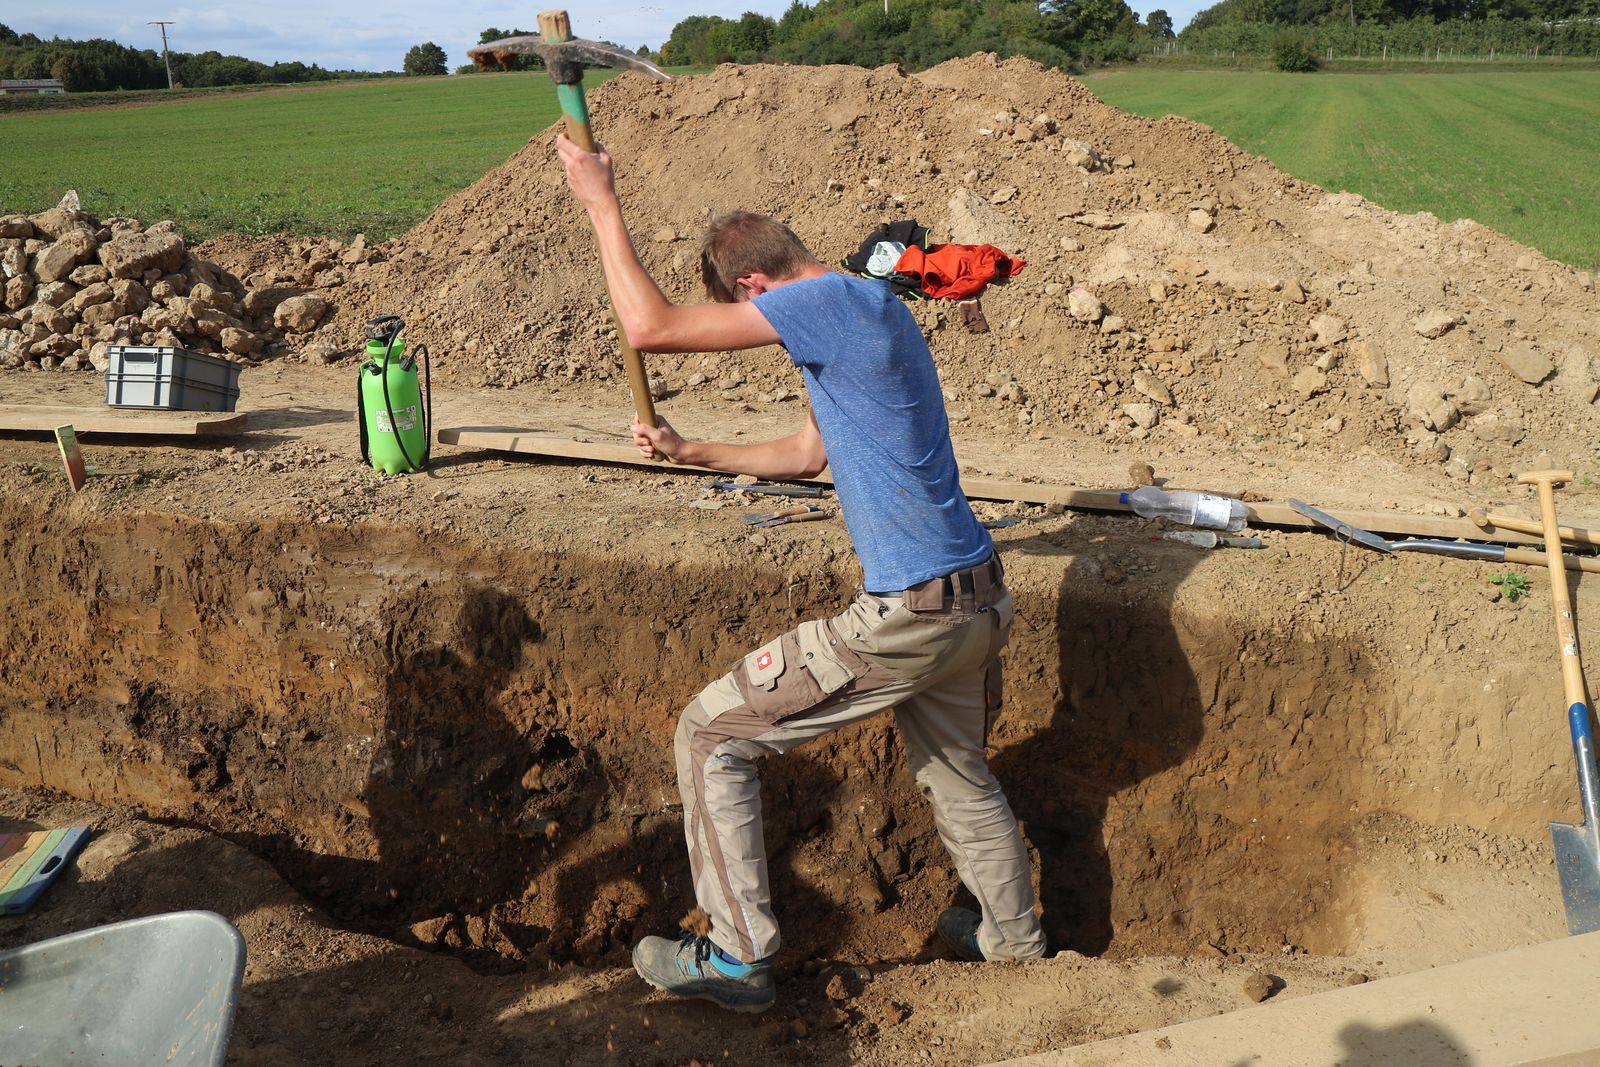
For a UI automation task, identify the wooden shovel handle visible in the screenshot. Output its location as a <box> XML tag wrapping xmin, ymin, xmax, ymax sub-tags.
<box><xmin>539</xmin><ymin>9</ymin><xmax>660</xmax><ymax>445</ymax></box>
<box><xmin>1502</xmin><ymin>546</ymin><xmax>1600</xmax><ymax>576</ymax></box>
<box><xmin>1520</xmin><ymin>470</ymin><xmax>1589</xmax><ymax>708</ymax></box>
<box><xmin>1471</xmin><ymin>506</ymin><xmax>1599</xmax><ymax>548</ymax></box>
<box><xmin>1517</xmin><ymin>469</ymin><xmax>1576</xmax><ymax>489</ymax></box>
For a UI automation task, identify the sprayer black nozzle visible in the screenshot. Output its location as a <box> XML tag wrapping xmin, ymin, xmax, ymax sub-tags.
<box><xmin>365</xmin><ymin>315</ymin><xmax>404</xmax><ymax>343</ymax></box>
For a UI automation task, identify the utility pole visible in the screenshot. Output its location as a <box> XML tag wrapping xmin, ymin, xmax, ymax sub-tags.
<box><xmin>149</xmin><ymin>21</ymin><xmax>175</xmax><ymax>89</ymax></box>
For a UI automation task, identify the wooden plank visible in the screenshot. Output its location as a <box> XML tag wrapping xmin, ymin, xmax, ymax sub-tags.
<box><xmin>985</xmin><ymin>931</ymin><xmax>1600</xmax><ymax>1067</ymax></box>
<box><xmin>0</xmin><ymin>405</ymin><xmax>248</xmax><ymax>436</ymax></box>
<box><xmin>438</xmin><ymin>427</ymin><xmax>729</xmax><ymax>474</ymax></box>
<box><xmin>437</xmin><ymin>426</ymin><xmax>1567</xmax><ymax>545</ymax></box>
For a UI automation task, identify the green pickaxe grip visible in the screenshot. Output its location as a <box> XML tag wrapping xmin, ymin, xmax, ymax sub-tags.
<box><xmin>555</xmin><ymin>83</ymin><xmax>593</xmax><ymax>143</ymax></box>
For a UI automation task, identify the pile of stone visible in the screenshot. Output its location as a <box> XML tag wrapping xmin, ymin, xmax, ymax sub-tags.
<box><xmin>0</xmin><ymin>192</ymin><xmax>323</xmax><ymax>373</ymax></box>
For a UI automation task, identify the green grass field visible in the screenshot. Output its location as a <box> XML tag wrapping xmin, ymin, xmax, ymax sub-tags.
<box><xmin>9</xmin><ymin>67</ymin><xmax>1598</xmax><ymax>266</ymax></box>
<box><xmin>0</xmin><ymin>71</ymin><xmax>640</xmax><ymax>241</ymax></box>
<box><xmin>1086</xmin><ymin>69</ymin><xmax>1600</xmax><ymax>268</ymax></box>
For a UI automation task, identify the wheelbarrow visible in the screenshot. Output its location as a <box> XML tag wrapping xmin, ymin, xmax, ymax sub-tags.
<box><xmin>0</xmin><ymin>910</ymin><xmax>246</xmax><ymax>1065</ymax></box>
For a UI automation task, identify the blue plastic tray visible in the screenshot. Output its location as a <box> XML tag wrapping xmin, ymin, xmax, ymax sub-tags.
<box><xmin>0</xmin><ymin>826</ymin><xmax>89</xmax><ymax>914</ymax></box>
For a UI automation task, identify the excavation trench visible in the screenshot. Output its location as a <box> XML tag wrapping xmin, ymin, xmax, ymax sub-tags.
<box><xmin>0</xmin><ymin>497</ymin><xmax>1572</xmax><ymax>972</ymax></box>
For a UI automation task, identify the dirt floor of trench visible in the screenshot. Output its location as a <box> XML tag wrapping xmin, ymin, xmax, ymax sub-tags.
<box><xmin>0</xmin><ymin>364</ymin><xmax>1587</xmax><ymax>1064</ymax></box>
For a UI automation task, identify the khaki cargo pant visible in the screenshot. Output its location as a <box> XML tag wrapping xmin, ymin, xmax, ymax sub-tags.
<box><xmin>674</xmin><ymin>555</ymin><xmax>1046</xmax><ymax>964</ymax></box>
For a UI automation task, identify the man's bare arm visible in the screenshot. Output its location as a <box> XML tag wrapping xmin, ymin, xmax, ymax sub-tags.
<box><xmin>558</xmin><ymin>134</ymin><xmax>781</xmax><ymax>353</ymax></box>
<box><xmin>633</xmin><ymin>409</ymin><xmax>826</xmax><ymax>480</ymax></box>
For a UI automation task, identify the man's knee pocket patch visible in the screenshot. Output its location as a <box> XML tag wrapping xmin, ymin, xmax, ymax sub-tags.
<box><xmin>683</xmin><ymin>677</ymin><xmax>746</xmax><ymax>729</ymax></box>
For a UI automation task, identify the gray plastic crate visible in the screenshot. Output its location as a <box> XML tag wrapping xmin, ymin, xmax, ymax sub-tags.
<box><xmin>105</xmin><ymin>345</ymin><xmax>242</xmax><ymax>412</ymax></box>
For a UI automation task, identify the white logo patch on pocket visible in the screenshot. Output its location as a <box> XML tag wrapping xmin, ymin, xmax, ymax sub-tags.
<box><xmin>745</xmin><ymin>637</ymin><xmax>786</xmax><ymax>690</ymax></box>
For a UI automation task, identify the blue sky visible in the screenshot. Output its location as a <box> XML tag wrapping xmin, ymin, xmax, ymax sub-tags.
<box><xmin>4</xmin><ymin>0</ymin><xmax>1205</xmax><ymax>73</ymax></box>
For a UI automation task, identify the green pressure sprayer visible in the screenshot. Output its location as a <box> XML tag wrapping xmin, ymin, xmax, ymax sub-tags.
<box><xmin>357</xmin><ymin>315</ymin><xmax>431</xmax><ymax>475</ymax></box>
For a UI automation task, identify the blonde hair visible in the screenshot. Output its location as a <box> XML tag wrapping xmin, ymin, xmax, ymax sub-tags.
<box><xmin>699</xmin><ymin>211</ymin><xmax>819</xmax><ymax>303</ymax></box>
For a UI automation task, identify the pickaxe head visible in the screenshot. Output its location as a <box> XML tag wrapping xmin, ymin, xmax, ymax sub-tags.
<box><xmin>467</xmin><ymin>34</ymin><xmax>670</xmax><ymax>85</ymax></box>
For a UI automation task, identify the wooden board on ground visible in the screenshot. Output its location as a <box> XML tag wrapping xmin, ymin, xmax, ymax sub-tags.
<box><xmin>437</xmin><ymin>427</ymin><xmax>1565</xmax><ymax>545</ymax></box>
<box><xmin>984</xmin><ymin>931</ymin><xmax>1600</xmax><ymax>1067</ymax></box>
<box><xmin>0</xmin><ymin>405</ymin><xmax>248</xmax><ymax>437</ymax></box>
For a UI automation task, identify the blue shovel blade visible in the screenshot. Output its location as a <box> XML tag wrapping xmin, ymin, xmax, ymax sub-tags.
<box><xmin>1553</xmin><ymin>700</ymin><xmax>1600</xmax><ymax>935</ymax></box>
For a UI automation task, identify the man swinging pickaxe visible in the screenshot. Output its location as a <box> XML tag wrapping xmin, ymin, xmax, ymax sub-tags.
<box><xmin>469</xmin><ymin>12</ymin><xmax>671</xmax><ymax>441</ymax></box>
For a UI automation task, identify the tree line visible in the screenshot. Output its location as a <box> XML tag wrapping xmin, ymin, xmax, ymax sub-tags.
<box><xmin>0</xmin><ymin>23</ymin><xmax>380</xmax><ymax>91</ymax></box>
<box><xmin>1177</xmin><ymin>0</ymin><xmax>1600</xmax><ymax>61</ymax></box>
<box><xmin>1181</xmin><ymin>15</ymin><xmax>1600</xmax><ymax>59</ymax></box>
<box><xmin>658</xmin><ymin>0</ymin><xmax>1175</xmax><ymax>69</ymax></box>
<box><xmin>1188</xmin><ymin>0</ymin><xmax>1600</xmax><ymax>29</ymax></box>
<box><xmin>1180</xmin><ymin>0</ymin><xmax>1600</xmax><ymax>59</ymax></box>
<box><xmin>653</xmin><ymin>0</ymin><xmax>1598</xmax><ymax>72</ymax></box>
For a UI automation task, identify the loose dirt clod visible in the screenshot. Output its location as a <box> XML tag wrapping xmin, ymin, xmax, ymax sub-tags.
<box><xmin>1243</xmin><ymin>971</ymin><xmax>1277</xmax><ymax>1002</ymax></box>
<box><xmin>680</xmin><ymin>906</ymin><xmax>713</xmax><ymax>938</ymax></box>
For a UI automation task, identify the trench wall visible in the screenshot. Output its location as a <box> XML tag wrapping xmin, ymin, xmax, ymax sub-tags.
<box><xmin>0</xmin><ymin>499</ymin><xmax>1572</xmax><ymax>963</ymax></box>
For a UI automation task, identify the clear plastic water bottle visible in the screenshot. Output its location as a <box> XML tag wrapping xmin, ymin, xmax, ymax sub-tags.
<box><xmin>1121</xmin><ymin>486</ymin><xmax>1249</xmax><ymax>532</ymax></box>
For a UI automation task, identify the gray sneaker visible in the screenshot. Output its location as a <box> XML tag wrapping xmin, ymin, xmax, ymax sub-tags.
<box><xmin>632</xmin><ymin>930</ymin><xmax>776</xmax><ymax>1013</ymax></box>
<box><xmin>937</xmin><ymin>906</ymin><xmax>986</xmax><ymax>961</ymax></box>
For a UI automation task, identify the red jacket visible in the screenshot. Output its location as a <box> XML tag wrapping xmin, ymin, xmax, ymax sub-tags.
<box><xmin>892</xmin><ymin>244</ymin><xmax>1025</xmax><ymax>300</ymax></box>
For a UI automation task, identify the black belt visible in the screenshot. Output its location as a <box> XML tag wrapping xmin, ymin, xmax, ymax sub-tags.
<box><xmin>873</xmin><ymin>553</ymin><xmax>1004</xmax><ymax>612</ymax></box>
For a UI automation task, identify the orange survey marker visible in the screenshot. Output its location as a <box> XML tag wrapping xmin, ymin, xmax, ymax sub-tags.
<box><xmin>54</xmin><ymin>424</ymin><xmax>86</xmax><ymax>492</ymax></box>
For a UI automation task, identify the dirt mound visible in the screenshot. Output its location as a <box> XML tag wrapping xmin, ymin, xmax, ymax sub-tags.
<box><xmin>214</xmin><ymin>54</ymin><xmax>1600</xmax><ymax>487</ymax></box>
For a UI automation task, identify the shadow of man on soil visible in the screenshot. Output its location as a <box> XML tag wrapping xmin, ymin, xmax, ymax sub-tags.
<box><xmin>210</xmin><ymin>580</ymin><xmax>556</xmax><ymax>968</ymax></box>
<box><xmin>993</xmin><ymin>531</ymin><xmax>1208</xmax><ymax>955</ymax></box>
<box><xmin>358</xmin><ymin>583</ymin><xmax>544</xmax><ymax>929</ymax></box>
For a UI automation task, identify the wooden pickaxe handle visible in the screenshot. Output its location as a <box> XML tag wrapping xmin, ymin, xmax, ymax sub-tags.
<box><xmin>1470</xmin><ymin>507</ymin><xmax>1599</xmax><ymax>548</ymax></box>
<box><xmin>538</xmin><ymin>9</ymin><xmax>661</xmax><ymax>445</ymax></box>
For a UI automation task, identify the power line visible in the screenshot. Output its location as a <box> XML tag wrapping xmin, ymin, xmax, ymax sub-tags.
<box><xmin>149</xmin><ymin>21</ymin><xmax>174</xmax><ymax>90</ymax></box>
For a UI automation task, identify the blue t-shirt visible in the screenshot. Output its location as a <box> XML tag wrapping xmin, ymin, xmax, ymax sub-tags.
<box><xmin>753</xmin><ymin>272</ymin><xmax>992</xmax><ymax>591</ymax></box>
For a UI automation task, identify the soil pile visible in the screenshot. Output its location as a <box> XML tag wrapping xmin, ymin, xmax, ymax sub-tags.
<box><xmin>250</xmin><ymin>54</ymin><xmax>1600</xmax><ymax>487</ymax></box>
